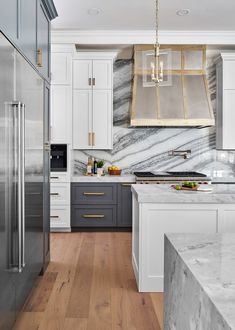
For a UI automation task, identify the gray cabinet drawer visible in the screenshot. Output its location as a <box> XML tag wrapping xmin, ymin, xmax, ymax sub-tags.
<box><xmin>118</xmin><ymin>183</ymin><xmax>132</xmax><ymax>227</ymax></box>
<box><xmin>71</xmin><ymin>183</ymin><xmax>117</xmax><ymax>205</ymax></box>
<box><xmin>71</xmin><ymin>205</ymin><xmax>116</xmax><ymax>227</ymax></box>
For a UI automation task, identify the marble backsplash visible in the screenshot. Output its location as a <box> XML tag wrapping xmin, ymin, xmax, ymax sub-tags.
<box><xmin>73</xmin><ymin>57</ymin><xmax>235</xmax><ymax>176</ymax></box>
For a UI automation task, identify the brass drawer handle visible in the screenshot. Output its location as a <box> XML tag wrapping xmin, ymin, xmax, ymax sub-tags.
<box><xmin>83</xmin><ymin>192</ymin><xmax>105</xmax><ymax>196</ymax></box>
<box><xmin>37</xmin><ymin>48</ymin><xmax>42</xmax><ymax>67</ymax></box>
<box><xmin>51</xmin><ymin>176</ymin><xmax>59</xmax><ymax>179</ymax></box>
<box><xmin>88</xmin><ymin>78</ymin><xmax>92</xmax><ymax>86</ymax></box>
<box><xmin>122</xmin><ymin>183</ymin><xmax>133</xmax><ymax>186</ymax></box>
<box><xmin>83</xmin><ymin>214</ymin><xmax>105</xmax><ymax>218</ymax></box>
<box><xmin>92</xmin><ymin>77</ymin><xmax>96</xmax><ymax>86</ymax></box>
<box><xmin>92</xmin><ymin>132</ymin><xmax>95</xmax><ymax>146</ymax></box>
<box><xmin>50</xmin><ymin>193</ymin><xmax>59</xmax><ymax>196</ymax></box>
<box><xmin>50</xmin><ymin>216</ymin><xmax>59</xmax><ymax>219</ymax></box>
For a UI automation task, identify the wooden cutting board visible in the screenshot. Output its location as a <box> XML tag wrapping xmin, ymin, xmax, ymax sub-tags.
<box><xmin>172</xmin><ymin>185</ymin><xmax>198</xmax><ymax>191</ymax></box>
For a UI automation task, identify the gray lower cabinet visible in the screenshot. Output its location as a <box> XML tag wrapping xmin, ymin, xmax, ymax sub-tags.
<box><xmin>71</xmin><ymin>183</ymin><xmax>132</xmax><ymax>229</ymax></box>
<box><xmin>72</xmin><ymin>205</ymin><xmax>117</xmax><ymax>227</ymax></box>
<box><xmin>117</xmin><ymin>183</ymin><xmax>132</xmax><ymax>227</ymax></box>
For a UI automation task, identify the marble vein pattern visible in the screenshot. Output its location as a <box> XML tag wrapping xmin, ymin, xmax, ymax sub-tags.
<box><xmin>131</xmin><ymin>184</ymin><xmax>235</xmax><ymax>204</ymax></box>
<box><xmin>164</xmin><ymin>233</ymin><xmax>235</xmax><ymax>330</ymax></box>
<box><xmin>73</xmin><ymin>58</ymin><xmax>235</xmax><ymax>175</ymax></box>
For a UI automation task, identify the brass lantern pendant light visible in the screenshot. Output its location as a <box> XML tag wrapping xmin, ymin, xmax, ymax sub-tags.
<box><xmin>142</xmin><ymin>0</ymin><xmax>172</xmax><ymax>87</ymax></box>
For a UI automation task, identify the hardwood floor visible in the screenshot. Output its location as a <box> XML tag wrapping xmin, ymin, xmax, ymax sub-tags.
<box><xmin>14</xmin><ymin>232</ymin><xmax>163</xmax><ymax>330</ymax></box>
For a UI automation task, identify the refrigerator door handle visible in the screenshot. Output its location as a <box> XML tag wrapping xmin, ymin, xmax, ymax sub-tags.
<box><xmin>15</xmin><ymin>101</ymin><xmax>23</xmax><ymax>273</ymax></box>
<box><xmin>21</xmin><ymin>103</ymin><xmax>26</xmax><ymax>268</ymax></box>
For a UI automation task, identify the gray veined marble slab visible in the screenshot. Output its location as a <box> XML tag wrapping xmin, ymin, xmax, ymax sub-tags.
<box><xmin>164</xmin><ymin>233</ymin><xmax>235</xmax><ymax>330</ymax></box>
<box><xmin>71</xmin><ymin>174</ymin><xmax>135</xmax><ymax>183</ymax></box>
<box><xmin>131</xmin><ymin>184</ymin><xmax>235</xmax><ymax>204</ymax></box>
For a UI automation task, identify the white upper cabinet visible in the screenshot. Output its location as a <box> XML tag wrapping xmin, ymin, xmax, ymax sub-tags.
<box><xmin>92</xmin><ymin>60</ymin><xmax>112</xmax><ymax>89</ymax></box>
<box><xmin>51</xmin><ymin>85</ymin><xmax>72</xmax><ymax>144</ymax></box>
<box><xmin>216</xmin><ymin>53</ymin><xmax>235</xmax><ymax>150</ymax></box>
<box><xmin>72</xmin><ymin>52</ymin><xmax>117</xmax><ymax>150</ymax></box>
<box><xmin>73</xmin><ymin>60</ymin><xmax>93</xmax><ymax>89</ymax></box>
<box><xmin>50</xmin><ymin>45</ymin><xmax>73</xmax><ymax>144</ymax></box>
<box><xmin>51</xmin><ymin>52</ymin><xmax>72</xmax><ymax>85</ymax></box>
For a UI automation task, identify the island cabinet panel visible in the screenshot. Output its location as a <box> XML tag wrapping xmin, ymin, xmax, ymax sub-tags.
<box><xmin>219</xmin><ymin>208</ymin><xmax>235</xmax><ymax>232</ymax></box>
<box><xmin>118</xmin><ymin>183</ymin><xmax>133</xmax><ymax>227</ymax></box>
<box><xmin>132</xmin><ymin>201</ymin><xmax>219</xmax><ymax>293</ymax></box>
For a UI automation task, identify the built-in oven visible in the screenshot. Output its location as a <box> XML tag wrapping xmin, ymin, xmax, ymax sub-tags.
<box><xmin>50</xmin><ymin>144</ymin><xmax>67</xmax><ymax>172</ymax></box>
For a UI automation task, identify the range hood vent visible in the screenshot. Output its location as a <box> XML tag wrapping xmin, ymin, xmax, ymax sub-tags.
<box><xmin>131</xmin><ymin>45</ymin><xmax>215</xmax><ymax>127</ymax></box>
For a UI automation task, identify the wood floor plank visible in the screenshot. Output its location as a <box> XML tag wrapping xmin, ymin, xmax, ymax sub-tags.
<box><xmin>63</xmin><ymin>318</ymin><xmax>87</xmax><ymax>330</ymax></box>
<box><xmin>150</xmin><ymin>293</ymin><xmax>164</xmax><ymax>330</ymax></box>
<box><xmin>14</xmin><ymin>232</ymin><xmax>163</xmax><ymax>330</ymax></box>
<box><xmin>23</xmin><ymin>272</ymin><xmax>58</xmax><ymax>312</ymax></box>
<box><xmin>13</xmin><ymin>312</ymin><xmax>43</xmax><ymax>330</ymax></box>
<box><xmin>87</xmin><ymin>240</ymin><xmax>112</xmax><ymax>330</ymax></box>
<box><xmin>66</xmin><ymin>239</ymin><xmax>95</xmax><ymax>318</ymax></box>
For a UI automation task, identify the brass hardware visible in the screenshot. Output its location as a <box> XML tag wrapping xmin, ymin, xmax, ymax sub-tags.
<box><xmin>37</xmin><ymin>49</ymin><xmax>43</xmax><ymax>67</ymax></box>
<box><xmin>83</xmin><ymin>214</ymin><xmax>105</xmax><ymax>218</ymax></box>
<box><xmin>50</xmin><ymin>193</ymin><xmax>59</xmax><ymax>196</ymax></box>
<box><xmin>44</xmin><ymin>142</ymin><xmax>50</xmax><ymax>151</ymax></box>
<box><xmin>92</xmin><ymin>132</ymin><xmax>95</xmax><ymax>146</ymax></box>
<box><xmin>88</xmin><ymin>78</ymin><xmax>92</xmax><ymax>86</ymax></box>
<box><xmin>50</xmin><ymin>216</ymin><xmax>59</xmax><ymax>218</ymax></box>
<box><xmin>122</xmin><ymin>183</ymin><xmax>133</xmax><ymax>187</ymax></box>
<box><xmin>88</xmin><ymin>132</ymin><xmax>92</xmax><ymax>146</ymax></box>
<box><xmin>83</xmin><ymin>192</ymin><xmax>105</xmax><ymax>196</ymax></box>
<box><xmin>50</xmin><ymin>176</ymin><xmax>59</xmax><ymax>179</ymax></box>
<box><xmin>92</xmin><ymin>78</ymin><xmax>96</xmax><ymax>86</ymax></box>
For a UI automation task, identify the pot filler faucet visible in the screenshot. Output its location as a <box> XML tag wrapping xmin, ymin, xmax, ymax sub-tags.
<box><xmin>168</xmin><ymin>149</ymin><xmax>191</xmax><ymax>160</ymax></box>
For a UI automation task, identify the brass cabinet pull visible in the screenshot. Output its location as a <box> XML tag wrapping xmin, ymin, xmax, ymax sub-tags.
<box><xmin>50</xmin><ymin>193</ymin><xmax>59</xmax><ymax>196</ymax></box>
<box><xmin>51</xmin><ymin>176</ymin><xmax>59</xmax><ymax>179</ymax></box>
<box><xmin>92</xmin><ymin>78</ymin><xmax>95</xmax><ymax>86</ymax></box>
<box><xmin>122</xmin><ymin>183</ymin><xmax>133</xmax><ymax>186</ymax></box>
<box><xmin>37</xmin><ymin>49</ymin><xmax>43</xmax><ymax>67</ymax></box>
<box><xmin>50</xmin><ymin>216</ymin><xmax>59</xmax><ymax>219</ymax></box>
<box><xmin>83</xmin><ymin>192</ymin><xmax>105</xmax><ymax>196</ymax></box>
<box><xmin>88</xmin><ymin>132</ymin><xmax>92</xmax><ymax>146</ymax></box>
<box><xmin>92</xmin><ymin>132</ymin><xmax>95</xmax><ymax>146</ymax></box>
<box><xmin>83</xmin><ymin>214</ymin><xmax>105</xmax><ymax>218</ymax></box>
<box><xmin>88</xmin><ymin>78</ymin><xmax>92</xmax><ymax>86</ymax></box>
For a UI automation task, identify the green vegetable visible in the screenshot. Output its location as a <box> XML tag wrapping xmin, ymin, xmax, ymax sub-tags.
<box><xmin>175</xmin><ymin>185</ymin><xmax>182</xmax><ymax>190</ymax></box>
<box><xmin>97</xmin><ymin>160</ymin><xmax>104</xmax><ymax>168</ymax></box>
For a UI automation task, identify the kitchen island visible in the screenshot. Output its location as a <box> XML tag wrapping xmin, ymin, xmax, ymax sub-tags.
<box><xmin>164</xmin><ymin>233</ymin><xmax>235</xmax><ymax>330</ymax></box>
<box><xmin>131</xmin><ymin>184</ymin><xmax>235</xmax><ymax>292</ymax></box>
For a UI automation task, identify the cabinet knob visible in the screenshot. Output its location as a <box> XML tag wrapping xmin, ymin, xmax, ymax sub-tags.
<box><xmin>37</xmin><ymin>49</ymin><xmax>43</xmax><ymax>67</ymax></box>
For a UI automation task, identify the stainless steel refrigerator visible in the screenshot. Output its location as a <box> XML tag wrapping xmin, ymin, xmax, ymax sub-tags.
<box><xmin>0</xmin><ymin>32</ymin><xmax>47</xmax><ymax>328</ymax></box>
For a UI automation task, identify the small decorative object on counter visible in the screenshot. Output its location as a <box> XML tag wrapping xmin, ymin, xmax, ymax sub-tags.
<box><xmin>173</xmin><ymin>181</ymin><xmax>199</xmax><ymax>191</ymax></box>
<box><xmin>93</xmin><ymin>158</ymin><xmax>98</xmax><ymax>174</ymax></box>
<box><xmin>97</xmin><ymin>160</ymin><xmax>104</xmax><ymax>176</ymax></box>
<box><xmin>108</xmin><ymin>165</ymin><xmax>122</xmax><ymax>176</ymax></box>
<box><xmin>86</xmin><ymin>156</ymin><xmax>92</xmax><ymax>175</ymax></box>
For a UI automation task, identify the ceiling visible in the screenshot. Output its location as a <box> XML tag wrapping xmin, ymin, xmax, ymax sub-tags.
<box><xmin>52</xmin><ymin>0</ymin><xmax>235</xmax><ymax>31</ymax></box>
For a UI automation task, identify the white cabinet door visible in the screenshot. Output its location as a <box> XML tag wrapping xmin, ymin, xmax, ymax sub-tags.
<box><xmin>223</xmin><ymin>90</ymin><xmax>235</xmax><ymax>149</ymax></box>
<box><xmin>51</xmin><ymin>85</ymin><xmax>71</xmax><ymax>144</ymax></box>
<box><xmin>223</xmin><ymin>61</ymin><xmax>235</xmax><ymax>89</ymax></box>
<box><xmin>220</xmin><ymin>209</ymin><xmax>235</xmax><ymax>232</ymax></box>
<box><xmin>73</xmin><ymin>60</ymin><xmax>92</xmax><ymax>89</ymax></box>
<box><xmin>92</xmin><ymin>90</ymin><xmax>112</xmax><ymax>149</ymax></box>
<box><xmin>93</xmin><ymin>60</ymin><xmax>112</xmax><ymax>90</ymax></box>
<box><xmin>51</xmin><ymin>53</ymin><xmax>72</xmax><ymax>85</ymax></box>
<box><xmin>73</xmin><ymin>90</ymin><xmax>93</xmax><ymax>149</ymax></box>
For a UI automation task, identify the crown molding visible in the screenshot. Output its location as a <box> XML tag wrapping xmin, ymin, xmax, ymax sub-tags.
<box><xmin>51</xmin><ymin>29</ymin><xmax>235</xmax><ymax>45</ymax></box>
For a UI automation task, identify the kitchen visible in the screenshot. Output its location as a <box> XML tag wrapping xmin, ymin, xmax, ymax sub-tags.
<box><xmin>1</xmin><ymin>0</ymin><xmax>235</xmax><ymax>329</ymax></box>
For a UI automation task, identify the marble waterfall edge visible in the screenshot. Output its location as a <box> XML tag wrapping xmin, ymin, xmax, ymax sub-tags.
<box><xmin>73</xmin><ymin>58</ymin><xmax>235</xmax><ymax>176</ymax></box>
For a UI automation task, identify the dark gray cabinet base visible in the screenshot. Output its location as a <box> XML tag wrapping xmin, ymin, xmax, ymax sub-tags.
<box><xmin>71</xmin><ymin>183</ymin><xmax>132</xmax><ymax>230</ymax></box>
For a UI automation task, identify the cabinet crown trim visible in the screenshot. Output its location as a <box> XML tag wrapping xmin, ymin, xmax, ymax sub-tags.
<box><xmin>73</xmin><ymin>51</ymin><xmax>118</xmax><ymax>61</ymax></box>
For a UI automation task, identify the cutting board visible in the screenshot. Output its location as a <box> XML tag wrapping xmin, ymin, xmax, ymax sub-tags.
<box><xmin>172</xmin><ymin>185</ymin><xmax>213</xmax><ymax>192</ymax></box>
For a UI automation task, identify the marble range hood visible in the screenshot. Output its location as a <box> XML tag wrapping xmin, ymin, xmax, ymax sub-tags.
<box><xmin>131</xmin><ymin>45</ymin><xmax>215</xmax><ymax>127</ymax></box>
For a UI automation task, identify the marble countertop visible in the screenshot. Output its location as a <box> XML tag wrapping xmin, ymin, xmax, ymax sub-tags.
<box><xmin>131</xmin><ymin>184</ymin><xmax>235</xmax><ymax>204</ymax></box>
<box><xmin>212</xmin><ymin>177</ymin><xmax>235</xmax><ymax>184</ymax></box>
<box><xmin>71</xmin><ymin>174</ymin><xmax>135</xmax><ymax>183</ymax></box>
<box><xmin>166</xmin><ymin>233</ymin><xmax>235</xmax><ymax>329</ymax></box>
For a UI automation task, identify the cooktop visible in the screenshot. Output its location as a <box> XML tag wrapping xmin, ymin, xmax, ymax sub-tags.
<box><xmin>134</xmin><ymin>171</ymin><xmax>207</xmax><ymax>178</ymax></box>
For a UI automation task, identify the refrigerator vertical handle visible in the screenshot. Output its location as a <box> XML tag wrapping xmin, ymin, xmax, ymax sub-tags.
<box><xmin>21</xmin><ymin>103</ymin><xmax>26</xmax><ymax>268</ymax></box>
<box><xmin>16</xmin><ymin>102</ymin><xmax>23</xmax><ymax>273</ymax></box>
